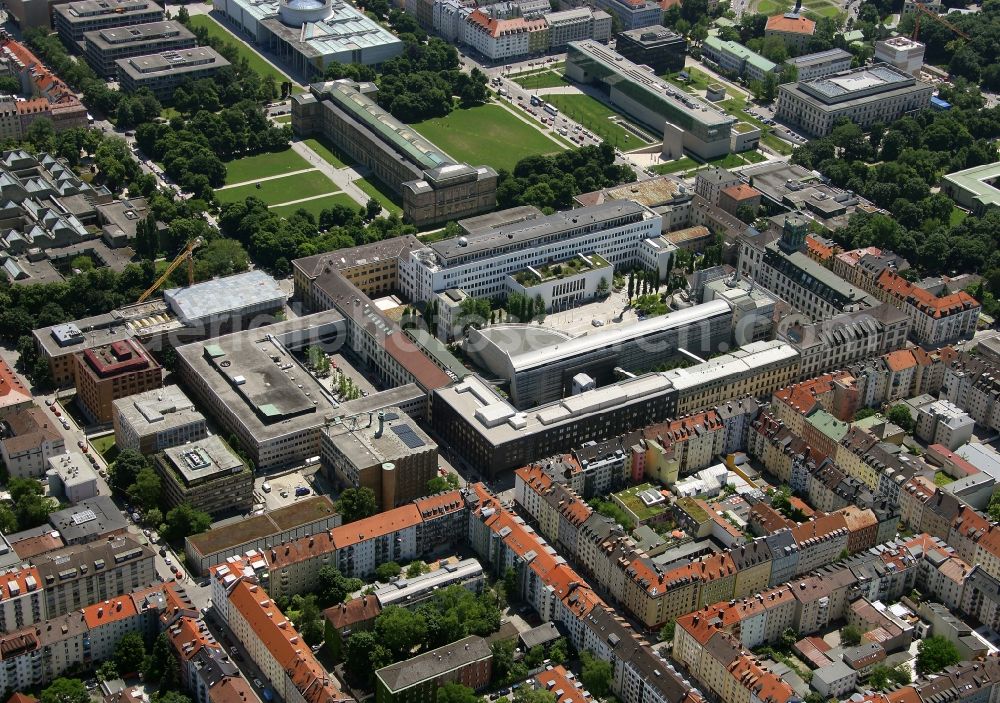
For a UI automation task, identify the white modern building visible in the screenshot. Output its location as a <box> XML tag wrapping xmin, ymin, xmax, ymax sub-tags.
<box><xmin>775</xmin><ymin>63</ymin><xmax>934</xmax><ymax>137</ymax></box>
<box><xmin>46</xmin><ymin>453</ymin><xmax>99</xmax><ymax>503</ymax></box>
<box><xmin>112</xmin><ymin>385</ymin><xmax>207</xmax><ymax>455</ymax></box>
<box><xmin>400</xmin><ymin>201</ymin><xmax>663</xmax><ymax>303</ymax></box>
<box><xmin>874</xmin><ymin>37</ymin><xmax>925</xmax><ymax>76</ymax></box>
<box><xmin>212</xmin><ymin>0</ymin><xmax>403</xmax><ymax>78</ymax></box>
<box><xmin>785</xmin><ymin>48</ymin><xmax>852</xmax><ymax>80</ymax></box>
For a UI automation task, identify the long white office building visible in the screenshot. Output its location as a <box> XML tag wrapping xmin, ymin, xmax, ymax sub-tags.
<box><xmin>400</xmin><ymin>201</ymin><xmax>664</xmax><ymax>302</ymax></box>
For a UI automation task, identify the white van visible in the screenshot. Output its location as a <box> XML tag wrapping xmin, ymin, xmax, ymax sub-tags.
<box><xmin>262</xmin><ymin>482</ymin><xmax>272</xmax><ymax>493</ymax></box>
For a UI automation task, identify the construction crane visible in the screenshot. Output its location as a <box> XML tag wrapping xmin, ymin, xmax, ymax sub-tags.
<box><xmin>135</xmin><ymin>237</ymin><xmax>203</xmax><ymax>304</ymax></box>
<box><xmin>911</xmin><ymin>2</ymin><xmax>970</xmax><ymax>41</ymax></box>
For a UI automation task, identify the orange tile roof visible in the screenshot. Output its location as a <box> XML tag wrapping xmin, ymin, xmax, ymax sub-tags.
<box><xmin>535</xmin><ymin>665</ymin><xmax>591</xmax><ymax>703</ymax></box>
<box><xmin>208</xmin><ymin>675</ymin><xmax>255</xmax><ymax>703</ymax></box>
<box><xmin>835</xmin><ymin>505</ymin><xmax>877</xmax><ymax>533</ymax></box>
<box><xmin>765</xmin><ymin>14</ymin><xmax>816</xmax><ymax>33</ymax></box>
<box><xmin>332</xmin><ymin>505</ymin><xmax>421</xmax><ymax>549</ymax></box>
<box><xmin>877</xmin><ymin>270</ymin><xmax>980</xmax><ymax>319</ymax></box>
<box><xmin>0</xmin><ymin>566</ymin><xmax>41</xmax><ymax>601</ymax></box>
<box><xmin>643</xmin><ymin>410</ymin><xmax>724</xmax><ymax>446</ymax></box>
<box><xmin>790</xmin><ymin>513</ymin><xmax>848</xmax><ymax>545</ymax></box>
<box><xmin>693</xmin><ymin>552</ymin><xmax>737</xmax><ymax>580</ymax></box>
<box><xmin>806</xmin><ymin>236</ymin><xmax>836</xmax><ymax>261</ymax></box>
<box><xmin>267</xmin><ymin>530</ymin><xmax>337</xmax><ymax>569</ymax></box>
<box><xmin>83</xmin><ymin>595</ymin><xmax>138</xmax><ymax>629</ymax></box>
<box><xmin>413</xmin><ymin>489</ymin><xmax>465</xmax><ymax>519</ymax></box>
<box><xmin>677</xmin><ymin>606</ymin><xmax>725</xmax><ymax>645</ymax></box>
<box><xmin>323</xmin><ymin>596</ymin><xmax>381</xmax><ymax>631</ymax></box>
<box><xmin>228</xmin><ymin>580</ymin><xmax>350</xmax><ymax>703</ymax></box>
<box><xmin>721</xmin><ymin>184</ymin><xmax>761</xmax><ymax>201</ymax></box>
<box><xmin>7</xmin><ymin>693</ymin><xmax>37</xmax><ymax>703</ymax></box>
<box><xmin>167</xmin><ymin>614</ymin><xmax>217</xmax><ymax>661</ymax></box>
<box><xmin>773</xmin><ymin>373</ymin><xmax>848</xmax><ymax>417</ymax></box>
<box><xmin>884</xmin><ymin>350</ymin><xmax>917</xmax><ymax>372</ymax></box>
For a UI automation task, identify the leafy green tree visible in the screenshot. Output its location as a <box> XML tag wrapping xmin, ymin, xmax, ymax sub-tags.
<box><xmin>344</xmin><ymin>631</ymin><xmax>391</xmax><ymax>686</ymax></box>
<box><xmin>114</xmin><ymin>631</ymin><xmax>147</xmax><ymax>675</ymax></box>
<box><xmin>376</xmin><ymin>605</ymin><xmax>428</xmax><ymax>659</ymax></box>
<box><xmin>406</xmin><ymin>561</ymin><xmax>429</xmax><ymax>578</ymax></box>
<box><xmin>96</xmin><ymin>660</ymin><xmax>119</xmax><ymax>682</ymax></box>
<box><xmin>513</xmin><ymin>688</ymin><xmax>556</xmax><ymax>703</ymax></box>
<box><xmin>854</xmin><ymin>407</ymin><xmax>877</xmax><ymax>421</ymax></box>
<box><xmin>917</xmin><ymin>636</ymin><xmax>961</xmax><ymax>675</ymax></box>
<box><xmin>491</xmin><ymin>639</ymin><xmax>516</xmax><ymax>684</ymax></box>
<box><xmin>41</xmin><ymin>678</ymin><xmax>90</xmax><ymax>703</ymax></box>
<box><xmin>162</xmin><ymin>503</ymin><xmax>211</xmax><ymax>543</ymax></box>
<box><xmin>989</xmin><ymin>489</ymin><xmax>1000</xmax><ymax>522</ymax></box>
<box><xmin>290</xmin><ymin>594</ymin><xmax>325</xmax><ymax>645</ymax></box>
<box><xmin>659</xmin><ymin>620</ymin><xmax>676</xmax><ymax>643</ymax></box>
<box><xmin>317</xmin><ymin>566</ymin><xmax>362</xmax><ymax>606</ymax></box>
<box><xmin>128</xmin><ymin>467</ymin><xmax>162</xmax><ymax>508</ymax></box>
<box><xmin>111</xmin><ymin>449</ymin><xmax>150</xmax><ymax>495</ymax></box>
<box><xmin>153</xmin><ymin>690</ymin><xmax>194</xmax><ymax>703</ymax></box>
<box><xmin>887</xmin><ymin>404</ymin><xmax>916</xmax><ymax>433</ymax></box>
<box><xmin>549</xmin><ymin>637</ymin><xmax>569</xmax><ymax>665</ymax></box>
<box><xmin>525</xmin><ymin>645</ymin><xmax>545</xmax><ymax>669</ymax></box>
<box><xmin>337</xmin><ymin>487</ymin><xmax>377</xmax><ymax>523</ymax></box>
<box><xmin>145</xmin><ymin>632</ymin><xmax>179</xmax><ymax>690</ymax></box>
<box><xmin>841</xmin><ymin>624</ymin><xmax>863</xmax><ymax>646</ymax></box>
<box><xmin>780</xmin><ymin>628</ymin><xmax>798</xmax><ymax>650</ymax></box>
<box><xmin>375</xmin><ymin>561</ymin><xmax>402</xmax><ymax>582</ymax></box>
<box><xmin>437</xmin><ymin>683</ymin><xmax>483</xmax><ymax>703</ymax></box>
<box><xmin>427</xmin><ymin>473</ymin><xmax>460</xmax><ymax>493</ymax></box>
<box><xmin>580</xmin><ymin>651</ymin><xmax>613</xmax><ymax>698</ymax></box>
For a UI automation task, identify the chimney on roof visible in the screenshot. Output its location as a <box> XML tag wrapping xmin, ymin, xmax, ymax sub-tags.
<box><xmin>376</xmin><ymin>411</ymin><xmax>385</xmax><ymax>439</ymax></box>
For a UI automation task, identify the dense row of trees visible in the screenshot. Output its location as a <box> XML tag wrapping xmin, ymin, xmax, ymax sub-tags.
<box><xmin>108</xmin><ymin>449</ymin><xmax>212</xmax><ymax>541</ymax></box>
<box><xmin>895</xmin><ymin>0</ymin><xmax>1000</xmax><ymax>90</ymax></box>
<box><xmin>23</xmin><ymin>28</ymin><xmax>162</xmax><ymax>129</ymax></box>
<box><xmin>344</xmin><ymin>585</ymin><xmax>502</xmax><ymax>687</ymax></box>
<box><xmin>497</xmin><ymin>143</ymin><xmax>635</xmax><ymax>212</ymax></box>
<box><xmin>0</xmin><ymin>477</ymin><xmax>58</xmax><ymax>534</ymax></box>
<box><xmin>323</xmin><ymin>16</ymin><xmax>488</xmax><ymax>123</ymax></box>
<box><xmin>135</xmin><ymin>107</ymin><xmax>290</xmax><ymax>199</ymax></box>
<box><xmin>218</xmin><ymin>196</ymin><xmax>416</xmax><ymax>273</ymax></box>
<box><xmin>791</xmin><ymin>91</ymin><xmax>1000</xmax><ymax>277</ymax></box>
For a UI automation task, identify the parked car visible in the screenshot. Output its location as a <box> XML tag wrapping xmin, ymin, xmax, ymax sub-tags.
<box><xmin>295</xmin><ymin>486</ymin><xmax>311</xmax><ymax>497</ymax></box>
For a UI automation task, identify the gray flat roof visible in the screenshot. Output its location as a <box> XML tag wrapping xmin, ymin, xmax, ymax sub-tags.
<box><xmin>162</xmin><ymin>435</ymin><xmax>244</xmax><ymax>485</ymax></box>
<box><xmin>782</xmin><ymin>63</ymin><xmax>931</xmax><ymax>110</ymax></box>
<box><xmin>164</xmin><ymin>270</ymin><xmax>285</xmax><ymax>324</ymax></box>
<box><xmin>482</xmin><ymin>299</ymin><xmax>732</xmax><ymax>373</ymax></box>
<box><xmin>175</xmin><ymin>321</ymin><xmax>337</xmax><ymax>443</ymax></box>
<box><xmin>47</xmin><ymin>496</ymin><xmax>128</xmax><ymax>543</ymax></box>
<box><xmin>376</xmin><ymin>636</ymin><xmax>491</xmax><ymax>692</ymax></box>
<box><xmin>34</xmin><ymin>313</ymin><xmax>132</xmax><ymax>359</ymax></box>
<box><xmin>85</xmin><ymin>20</ymin><xmax>191</xmax><ymax>49</ymax></box>
<box><xmin>786</xmin><ymin>48</ymin><xmax>851</xmax><ymax>67</ymax></box>
<box><xmin>429</xmin><ymin>200</ymin><xmax>648</xmax><ymax>262</ymax></box>
<box><xmin>118</xmin><ymin>46</ymin><xmax>230</xmax><ymax>80</ymax></box>
<box><xmin>325</xmin><ymin>406</ymin><xmax>435</xmax><ymax>470</ymax></box>
<box><xmin>56</xmin><ymin>0</ymin><xmax>161</xmax><ymax>21</ymax></box>
<box><xmin>113</xmin><ymin>385</ymin><xmax>204</xmax><ymax>434</ymax></box>
<box><xmin>373</xmin><ymin>558</ymin><xmax>482</xmax><ymax>607</ymax></box>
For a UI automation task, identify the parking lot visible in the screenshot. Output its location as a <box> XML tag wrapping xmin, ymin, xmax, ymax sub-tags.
<box><xmin>255</xmin><ymin>468</ymin><xmax>336</xmax><ymax>512</ymax></box>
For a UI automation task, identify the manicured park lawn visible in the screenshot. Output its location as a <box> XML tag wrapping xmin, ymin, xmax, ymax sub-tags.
<box><xmin>543</xmin><ymin>94</ymin><xmax>647</xmax><ymax>148</ymax></box>
<box><xmin>271</xmin><ymin>193</ymin><xmax>359</xmax><ymax>219</ymax></box>
<box><xmin>216</xmin><ymin>170</ymin><xmax>338</xmax><ymax>205</ymax></box>
<box><xmin>356</xmin><ymin>177</ymin><xmax>402</xmax><ymax>216</ymax></box>
<box><xmin>188</xmin><ymin>15</ymin><xmax>294</xmax><ymax>87</ymax></box>
<box><xmin>273</xmin><ymin>114</ymin><xmax>292</xmax><ymax>124</ymax></box>
<box><xmin>413</xmin><ymin>103</ymin><xmax>563</xmax><ymax>173</ymax></box>
<box><xmin>652</xmin><ymin>157</ymin><xmax>699</xmax><ymax>175</ymax></box>
<box><xmin>513</xmin><ymin>70</ymin><xmax>567</xmax><ymax>90</ymax></box>
<box><xmin>756</xmin><ymin>0</ymin><xmax>791</xmax><ymax>13</ymax></box>
<box><xmin>302</xmin><ymin>137</ymin><xmax>350</xmax><ymax>169</ymax></box>
<box><xmin>950</xmin><ymin>206</ymin><xmax>969</xmax><ymax>226</ymax></box>
<box><xmin>223</xmin><ymin>149</ymin><xmax>310</xmax><ymax>185</ymax></box>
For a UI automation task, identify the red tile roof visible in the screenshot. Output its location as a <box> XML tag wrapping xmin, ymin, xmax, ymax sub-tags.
<box><xmin>884</xmin><ymin>350</ymin><xmax>917</xmax><ymax>373</ymax></box>
<box><xmin>765</xmin><ymin>14</ymin><xmax>816</xmax><ymax>33</ymax></box>
<box><xmin>878</xmin><ymin>270</ymin><xmax>980</xmax><ymax>319</ymax></box>
<box><xmin>323</xmin><ymin>595</ymin><xmax>381</xmax><ymax>631</ymax></box>
<box><xmin>721</xmin><ymin>184</ymin><xmax>761</xmax><ymax>201</ymax></box>
<box><xmin>535</xmin><ymin>665</ymin><xmax>591</xmax><ymax>703</ymax></box>
<box><xmin>83</xmin><ymin>595</ymin><xmax>138</xmax><ymax>629</ymax></box>
<box><xmin>332</xmin><ymin>504</ymin><xmax>421</xmax><ymax>549</ymax></box>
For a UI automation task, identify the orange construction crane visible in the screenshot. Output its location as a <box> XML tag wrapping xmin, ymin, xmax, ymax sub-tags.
<box><xmin>911</xmin><ymin>2</ymin><xmax>970</xmax><ymax>40</ymax></box>
<box><xmin>135</xmin><ymin>237</ymin><xmax>203</xmax><ymax>303</ymax></box>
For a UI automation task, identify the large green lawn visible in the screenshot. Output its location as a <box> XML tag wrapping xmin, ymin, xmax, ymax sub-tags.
<box><xmin>513</xmin><ymin>70</ymin><xmax>567</xmax><ymax>90</ymax></box>
<box><xmin>188</xmin><ymin>15</ymin><xmax>295</xmax><ymax>87</ymax></box>
<box><xmin>216</xmin><ymin>170</ymin><xmax>339</xmax><ymax>205</ymax></box>
<box><xmin>271</xmin><ymin>193</ymin><xmax>360</xmax><ymax>219</ymax></box>
<box><xmin>224</xmin><ymin>149</ymin><xmax>310</xmax><ymax>185</ymax></box>
<box><xmin>413</xmin><ymin>103</ymin><xmax>563</xmax><ymax>172</ymax></box>
<box><xmin>355</xmin><ymin>177</ymin><xmax>402</xmax><ymax>216</ymax></box>
<box><xmin>302</xmin><ymin>137</ymin><xmax>350</xmax><ymax>169</ymax></box>
<box><xmin>543</xmin><ymin>94</ymin><xmax>650</xmax><ymax>148</ymax></box>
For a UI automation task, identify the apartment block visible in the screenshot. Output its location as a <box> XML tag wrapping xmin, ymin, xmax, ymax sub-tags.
<box><xmin>0</xmin><ymin>406</ymin><xmax>64</xmax><ymax>478</ymax></box>
<box><xmin>73</xmin><ymin>339</ymin><xmax>162</xmax><ymax>424</ymax></box>
<box><xmin>154</xmin><ymin>436</ymin><xmax>253</xmax><ymax>517</ymax></box>
<box><xmin>375</xmin><ymin>636</ymin><xmax>492</xmax><ymax>703</ymax></box>
<box><xmin>875</xmin><ymin>269</ymin><xmax>979</xmax><ymax>345</ymax></box>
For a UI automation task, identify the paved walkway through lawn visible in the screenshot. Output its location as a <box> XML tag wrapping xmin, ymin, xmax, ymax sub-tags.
<box><xmin>219</xmin><ymin>168</ymin><xmax>317</xmax><ymax>189</ymax></box>
<box><xmin>269</xmin><ymin>192</ymin><xmax>346</xmax><ymax>208</ymax></box>
<box><xmin>290</xmin><ymin>139</ymin><xmax>386</xmax><ymax>215</ymax></box>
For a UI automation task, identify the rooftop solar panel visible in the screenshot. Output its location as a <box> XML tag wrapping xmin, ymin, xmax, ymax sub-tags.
<box><xmin>391</xmin><ymin>424</ymin><xmax>425</xmax><ymax>449</ymax></box>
